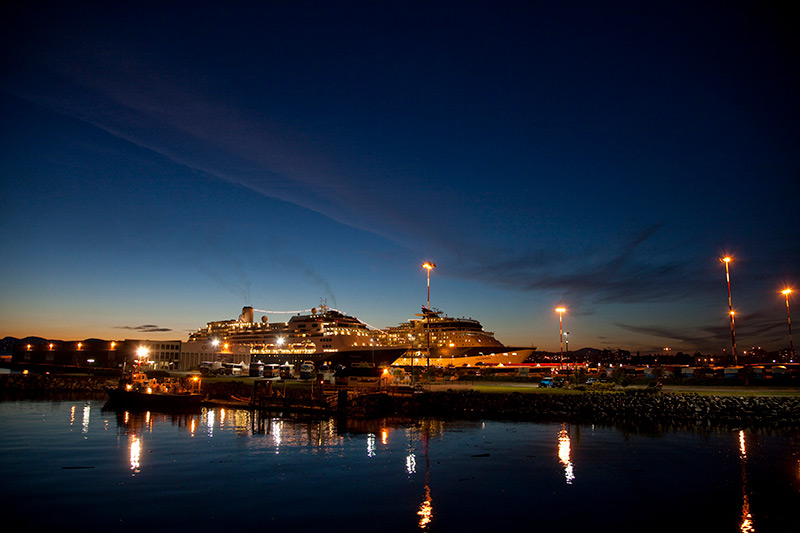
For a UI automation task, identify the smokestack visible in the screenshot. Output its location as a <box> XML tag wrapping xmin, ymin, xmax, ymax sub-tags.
<box><xmin>239</xmin><ymin>306</ymin><xmax>254</xmax><ymax>323</ymax></box>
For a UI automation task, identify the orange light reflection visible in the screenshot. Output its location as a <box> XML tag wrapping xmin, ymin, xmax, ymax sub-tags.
<box><xmin>558</xmin><ymin>425</ymin><xmax>575</xmax><ymax>484</ymax></box>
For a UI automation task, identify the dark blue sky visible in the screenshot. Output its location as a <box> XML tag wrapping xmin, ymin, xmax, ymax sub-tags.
<box><xmin>1</xmin><ymin>1</ymin><xmax>798</xmax><ymax>353</ymax></box>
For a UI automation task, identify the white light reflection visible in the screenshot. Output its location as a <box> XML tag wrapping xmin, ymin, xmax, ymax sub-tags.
<box><xmin>271</xmin><ymin>419</ymin><xmax>282</xmax><ymax>452</ymax></box>
<box><xmin>82</xmin><ymin>403</ymin><xmax>91</xmax><ymax>435</ymax></box>
<box><xmin>406</xmin><ymin>451</ymin><xmax>417</xmax><ymax>475</ymax></box>
<box><xmin>367</xmin><ymin>433</ymin><xmax>376</xmax><ymax>457</ymax></box>
<box><xmin>129</xmin><ymin>435</ymin><xmax>141</xmax><ymax>474</ymax></box>
<box><xmin>558</xmin><ymin>425</ymin><xmax>575</xmax><ymax>484</ymax></box>
<box><xmin>206</xmin><ymin>409</ymin><xmax>215</xmax><ymax>437</ymax></box>
<box><xmin>406</xmin><ymin>425</ymin><xmax>418</xmax><ymax>475</ymax></box>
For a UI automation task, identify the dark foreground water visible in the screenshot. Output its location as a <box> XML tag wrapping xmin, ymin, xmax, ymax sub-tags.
<box><xmin>1</xmin><ymin>399</ymin><xmax>798</xmax><ymax>532</ymax></box>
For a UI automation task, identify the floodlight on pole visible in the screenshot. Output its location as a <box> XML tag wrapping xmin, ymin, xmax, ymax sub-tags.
<box><xmin>720</xmin><ymin>256</ymin><xmax>737</xmax><ymax>365</ymax></box>
<box><xmin>782</xmin><ymin>288</ymin><xmax>794</xmax><ymax>358</ymax></box>
<box><xmin>422</xmin><ymin>262</ymin><xmax>436</xmax><ymax>374</ymax></box>
<box><xmin>555</xmin><ymin>307</ymin><xmax>566</xmax><ymax>369</ymax></box>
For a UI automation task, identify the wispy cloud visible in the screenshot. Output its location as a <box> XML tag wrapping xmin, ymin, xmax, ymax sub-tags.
<box><xmin>614</xmin><ymin>322</ymin><xmax>715</xmax><ymax>350</ymax></box>
<box><xmin>450</xmin><ymin>223</ymin><xmax>709</xmax><ymax>306</ymax></box>
<box><xmin>615</xmin><ymin>305</ymin><xmax>790</xmax><ymax>353</ymax></box>
<box><xmin>115</xmin><ymin>325</ymin><xmax>173</xmax><ymax>333</ymax></box>
<box><xmin>274</xmin><ymin>255</ymin><xmax>337</xmax><ymax>308</ymax></box>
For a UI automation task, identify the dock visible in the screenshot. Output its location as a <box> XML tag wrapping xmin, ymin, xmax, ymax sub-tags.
<box><xmin>200</xmin><ymin>379</ymin><xmax>419</xmax><ymax>418</ymax></box>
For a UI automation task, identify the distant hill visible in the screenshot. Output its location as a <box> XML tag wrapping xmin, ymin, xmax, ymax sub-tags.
<box><xmin>0</xmin><ymin>336</ymin><xmax>49</xmax><ymax>355</ymax></box>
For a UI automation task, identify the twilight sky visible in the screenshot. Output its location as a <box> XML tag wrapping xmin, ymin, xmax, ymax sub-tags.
<box><xmin>1</xmin><ymin>1</ymin><xmax>798</xmax><ymax>354</ymax></box>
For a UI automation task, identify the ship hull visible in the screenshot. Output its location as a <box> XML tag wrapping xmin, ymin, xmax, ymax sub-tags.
<box><xmin>104</xmin><ymin>387</ymin><xmax>203</xmax><ymax>412</ymax></box>
<box><xmin>250</xmin><ymin>347</ymin><xmax>410</xmax><ymax>369</ymax></box>
<box><xmin>392</xmin><ymin>347</ymin><xmax>534</xmax><ymax>367</ymax></box>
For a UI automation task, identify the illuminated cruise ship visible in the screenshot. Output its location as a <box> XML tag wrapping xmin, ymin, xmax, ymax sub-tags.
<box><xmin>385</xmin><ymin>307</ymin><xmax>535</xmax><ymax>367</ymax></box>
<box><xmin>186</xmin><ymin>305</ymin><xmax>408</xmax><ymax>368</ymax></box>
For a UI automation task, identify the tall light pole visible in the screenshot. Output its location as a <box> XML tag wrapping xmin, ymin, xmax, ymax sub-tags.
<box><xmin>782</xmin><ymin>289</ymin><xmax>794</xmax><ymax>359</ymax></box>
<box><xmin>720</xmin><ymin>257</ymin><xmax>737</xmax><ymax>365</ymax></box>
<box><xmin>422</xmin><ymin>262</ymin><xmax>436</xmax><ymax>375</ymax></box>
<box><xmin>556</xmin><ymin>307</ymin><xmax>566</xmax><ymax>369</ymax></box>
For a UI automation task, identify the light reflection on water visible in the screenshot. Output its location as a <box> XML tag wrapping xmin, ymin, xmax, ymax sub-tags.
<box><xmin>129</xmin><ymin>434</ymin><xmax>141</xmax><ymax>473</ymax></box>
<box><xmin>739</xmin><ymin>429</ymin><xmax>755</xmax><ymax>533</ymax></box>
<box><xmin>0</xmin><ymin>400</ymin><xmax>798</xmax><ymax>532</ymax></box>
<box><xmin>558</xmin><ymin>423</ymin><xmax>575</xmax><ymax>484</ymax></box>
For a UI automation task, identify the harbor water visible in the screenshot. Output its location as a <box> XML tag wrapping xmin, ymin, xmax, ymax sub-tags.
<box><xmin>1</xmin><ymin>398</ymin><xmax>798</xmax><ymax>532</ymax></box>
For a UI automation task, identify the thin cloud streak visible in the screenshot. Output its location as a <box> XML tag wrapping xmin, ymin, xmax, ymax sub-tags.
<box><xmin>616</xmin><ymin>306</ymin><xmax>792</xmax><ymax>353</ymax></box>
<box><xmin>451</xmin><ymin>224</ymin><xmax>708</xmax><ymax>305</ymax></box>
<box><xmin>115</xmin><ymin>325</ymin><xmax>173</xmax><ymax>333</ymax></box>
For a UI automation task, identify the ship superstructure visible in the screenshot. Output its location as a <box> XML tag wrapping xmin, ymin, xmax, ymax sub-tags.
<box><xmin>186</xmin><ymin>305</ymin><xmax>534</xmax><ymax>370</ymax></box>
<box><xmin>186</xmin><ymin>305</ymin><xmax>407</xmax><ymax>368</ymax></box>
<box><xmin>384</xmin><ymin>307</ymin><xmax>534</xmax><ymax>367</ymax></box>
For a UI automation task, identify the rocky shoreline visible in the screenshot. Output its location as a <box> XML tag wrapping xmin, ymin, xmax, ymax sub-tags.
<box><xmin>2</xmin><ymin>374</ymin><xmax>799</xmax><ymax>430</ymax></box>
<box><xmin>395</xmin><ymin>389</ymin><xmax>800</xmax><ymax>430</ymax></box>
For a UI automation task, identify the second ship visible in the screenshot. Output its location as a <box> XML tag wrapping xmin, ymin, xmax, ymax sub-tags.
<box><xmin>385</xmin><ymin>307</ymin><xmax>534</xmax><ymax>367</ymax></box>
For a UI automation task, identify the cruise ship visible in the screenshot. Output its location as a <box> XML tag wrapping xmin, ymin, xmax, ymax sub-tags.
<box><xmin>186</xmin><ymin>305</ymin><xmax>409</xmax><ymax>368</ymax></box>
<box><xmin>384</xmin><ymin>307</ymin><xmax>535</xmax><ymax>367</ymax></box>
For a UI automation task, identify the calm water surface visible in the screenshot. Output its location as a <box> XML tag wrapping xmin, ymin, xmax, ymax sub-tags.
<box><xmin>1</xmin><ymin>398</ymin><xmax>798</xmax><ymax>532</ymax></box>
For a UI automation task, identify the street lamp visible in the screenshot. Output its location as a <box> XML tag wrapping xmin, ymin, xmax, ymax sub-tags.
<box><xmin>422</xmin><ymin>262</ymin><xmax>436</xmax><ymax>375</ymax></box>
<box><xmin>136</xmin><ymin>346</ymin><xmax>149</xmax><ymax>369</ymax></box>
<box><xmin>720</xmin><ymin>256</ymin><xmax>737</xmax><ymax>365</ymax></box>
<box><xmin>555</xmin><ymin>307</ymin><xmax>566</xmax><ymax>369</ymax></box>
<box><xmin>782</xmin><ymin>289</ymin><xmax>794</xmax><ymax>358</ymax></box>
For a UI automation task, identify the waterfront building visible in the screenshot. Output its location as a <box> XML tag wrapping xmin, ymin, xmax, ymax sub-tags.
<box><xmin>10</xmin><ymin>339</ymin><xmax>185</xmax><ymax>372</ymax></box>
<box><xmin>121</xmin><ymin>339</ymin><xmax>182</xmax><ymax>370</ymax></box>
<box><xmin>11</xmin><ymin>339</ymin><xmax>124</xmax><ymax>370</ymax></box>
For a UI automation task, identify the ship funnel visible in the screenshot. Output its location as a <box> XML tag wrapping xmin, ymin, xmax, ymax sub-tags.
<box><xmin>239</xmin><ymin>306</ymin><xmax>254</xmax><ymax>323</ymax></box>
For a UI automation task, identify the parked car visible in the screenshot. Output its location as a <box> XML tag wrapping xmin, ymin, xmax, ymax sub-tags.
<box><xmin>539</xmin><ymin>377</ymin><xmax>554</xmax><ymax>388</ymax></box>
